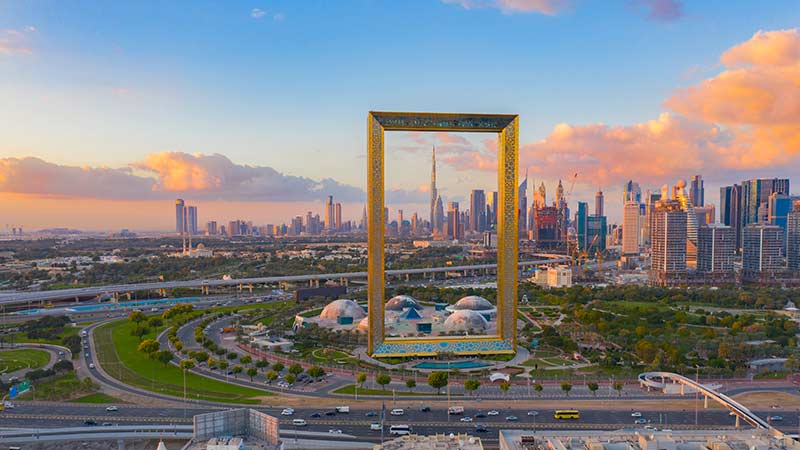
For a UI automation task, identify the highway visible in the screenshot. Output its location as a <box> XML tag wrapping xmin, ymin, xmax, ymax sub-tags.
<box><xmin>0</xmin><ymin>257</ymin><xmax>569</xmax><ymax>306</ymax></box>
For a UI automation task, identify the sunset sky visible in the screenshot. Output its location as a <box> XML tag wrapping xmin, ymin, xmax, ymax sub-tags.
<box><xmin>1</xmin><ymin>1</ymin><xmax>799</xmax><ymax>230</ymax></box>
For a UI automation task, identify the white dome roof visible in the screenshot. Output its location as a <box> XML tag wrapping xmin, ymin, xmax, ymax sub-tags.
<box><xmin>385</xmin><ymin>295</ymin><xmax>421</xmax><ymax>311</ymax></box>
<box><xmin>319</xmin><ymin>299</ymin><xmax>366</xmax><ymax>321</ymax></box>
<box><xmin>452</xmin><ymin>296</ymin><xmax>493</xmax><ymax>311</ymax></box>
<box><xmin>443</xmin><ymin>309</ymin><xmax>488</xmax><ymax>332</ymax></box>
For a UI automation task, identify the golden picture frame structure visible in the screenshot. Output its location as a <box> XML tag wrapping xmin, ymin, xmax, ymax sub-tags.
<box><xmin>366</xmin><ymin>111</ymin><xmax>519</xmax><ymax>357</ymax></box>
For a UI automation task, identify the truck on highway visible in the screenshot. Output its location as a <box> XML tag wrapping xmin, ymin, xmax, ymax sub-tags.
<box><xmin>448</xmin><ymin>406</ymin><xmax>465</xmax><ymax>415</ymax></box>
<box><xmin>335</xmin><ymin>406</ymin><xmax>350</xmax><ymax>413</ymax></box>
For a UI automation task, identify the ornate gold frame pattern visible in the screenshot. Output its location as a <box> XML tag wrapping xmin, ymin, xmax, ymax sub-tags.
<box><xmin>367</xmin><ymin>111</ymin><xmax>519</xmax><ymax>357</ymax></box>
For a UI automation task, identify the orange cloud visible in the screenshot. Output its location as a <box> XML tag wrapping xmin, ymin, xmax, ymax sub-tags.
<box><xmin>721</xmin><ymin>29</ymin><xmax>800</xmax><ymax>67</ymax></box>
<box><xmin>0</xmin><ymin>29</ymin><xmax>33</xmax><ymax>56</ymax></box>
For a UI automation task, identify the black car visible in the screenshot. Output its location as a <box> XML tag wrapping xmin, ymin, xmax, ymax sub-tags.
<box><xmin>420</xmin><ymin>406</ymin><xmax>431</xmax><ymax>412</ymax></box>
<box><xmin>475</xmin><ymin>424</ymin><xmax>488</xmax><ymax>432</ymax></box>
<box><xmin>365</xmin><ymin>411</ymin><xmax>377</xmax><ymax>417</ymax></box>
<box><xmin>474</xmin><ymin>412</ymin><xmax>486</xmax><ymax>418</ymax></box>
<box><xmin>325</xmin><ymin>411</ymin><xmax>337</xmax><ymax>416</ymax></box>
<box><xmin>84</xmin><ymin>419</ymin><xmax>98</xmax><ymax>426</ymax></box>
<box><xmin>310</xmin><ymin>413</ymin><xmax>321</xmax><ymax>418</ymax></box>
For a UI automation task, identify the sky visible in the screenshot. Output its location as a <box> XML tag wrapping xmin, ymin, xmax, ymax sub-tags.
<box><xmin>0</xmin><ymin>0</ymin><xmax>799</xmax><ymax>231</ymax></box>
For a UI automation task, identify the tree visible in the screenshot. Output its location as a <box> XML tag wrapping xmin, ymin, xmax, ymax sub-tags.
<box><xmin>218</xmin><ymin>360</ymin><xmax>229</xmax><ymax>371</ymax></box>
<box><xmin>137</xmin><ymin>339</ymin><xmax>160</xmax><ymax>355</ymax></box>
<box><xmin>427</xmin><ymin>371</ymin><xmax>449</xmax><ymax>395</ymax></box>
<box><xmin>226</xmin><ymin>352</ymin><xmax>238</xmax><ymax>360</ymax></box>
<box><xmin>147</xmin><ymin>317</ymin><xmax>163</xmax><ymax>329</ymax></box>
<box><xmin>356</xmin><ymin>372</ymin><xmax>367</xmax><ymax>388</ymax></box>
<box><xmin>272</xmin><ymin>362</ymin><xmax>285</xmax><ymax>372</ymax></box>
<box><xmin>406</xmin><ymin>379</ymin><xmax>416</xmax><ymax>391</ymax></box>
<box><xmin>308</xmin><ymin>366</ymin><xmax>325</xmax><ymax>379</ymax></box>
<box><xmin>500</xmin><ymin>381</ymin><xmax>511</xmax><ymax>395</ymax></box>
<box><xmin>232</xmin><ymin>365</ymin><xmax>243</xmax><ymax>378</ymax></box>
<box><xmin>561</xmin><ymin>382</ymin><xmax>572</xmax><ymax>397</ymax></box>
<box><xmin>587</xmin><ymin>382</ymin><xmax>599</xmax><ymax>397</ymax></box>
<box><xmin>155</xmin><ymin>350</ymin><xmax>173</xmax><ymax>366</ymax></box>
<box><xmin>130</xmin><ymin>324</ymin><xmax>149</xmax><ymax>341</ymax></box>
<box><xmin>255</xmin><ymin>359</ymin><xmax>269</xmax><ymax>369</ymax></box>
<box><xmin>376</xmin><ymin>374</ymin><xmax>392</xmax><ymax>390</ymax></box>
<box><xmin>128</xmin><ymin>311</ymin><xmax>145</xmax><ymax>323</ymax></box>
<box><xmin>246</xmin><ymin>367</ymin><xmax>258</xmax><ymax>381</ymax></box>
<box><xmin>265</xmin><ymin>370</ymin><xmax>278</xmax><ymax>382</ymax></box>
<box><xmin>613</xmin><ymin>382</ymin><xmax>624</xmax><ymax>397</ymax></box>
<box><xmin>240</xmin><ymin>355</ymin><xmax>253</xmax><ymax>365</ymax></box>
<box><xmin>194</xmin><ymin>351</ymin><xmax>209</xmax><ymax>363</ymax></box>
<box><xmin>288</xmin><ymin>363</ymin><xmax>303</xmax><ymax>375</ymax></box>
<box><xmin>285</xmin><ymin>373</ymin><xmax>296</xmax><ymax>385</ymax></box>
<box><xmin>207</xmin><ymin>357</ymin><xmax>217</xmax><ymax>369</ymax></box>
<box><xmin>464</xmin><ymin>379</ymin><xmax>481</xmax><ymax>396</ymax></box>
<box><xmin>174</xmin><ymin>341</ymin><xmax>183</xmax><ymax>352</ymax></box>
<box><xmin>534</xmin><ymin>383</ymin><xmax>543</xmax><ymax>396</ymax></box>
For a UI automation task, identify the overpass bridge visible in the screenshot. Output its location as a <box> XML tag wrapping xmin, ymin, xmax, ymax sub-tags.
<box><xmin>0</xmin><ymin>257</ymin><xmax>569</xmax><ymax>307</ymax></box>
<box><xmin>639</xmin><ymin>372</ymin><xmax>776</xmax><ymax>433</ymax></box>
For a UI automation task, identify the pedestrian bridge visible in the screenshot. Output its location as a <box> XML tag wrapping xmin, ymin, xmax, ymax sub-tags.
<box><xmin>638</xmin><ymin>372</ymin><xmax>775</xmax><ymax>433</ymax></box>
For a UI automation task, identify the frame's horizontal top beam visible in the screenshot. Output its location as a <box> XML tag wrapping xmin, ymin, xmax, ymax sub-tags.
<box><xmin>369</xmin><ymin>111</ymin><xmax>517</xmax><ymax>132</ymax></box>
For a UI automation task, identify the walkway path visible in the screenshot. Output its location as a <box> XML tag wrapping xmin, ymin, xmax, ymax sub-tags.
<box><xmin>0</xmin><ymin>343</ymin><xmax>71</xmax><ymax>383</ymax></box>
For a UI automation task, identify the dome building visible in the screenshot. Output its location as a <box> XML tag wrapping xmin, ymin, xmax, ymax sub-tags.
<box><xmin>385</xmin><ymin>295</ymin><xmax>422</xmax><ymax>311</ymax></box>
<box><xmin>319</xmin><ymin>299</ymin><xmax>366</xmax><ymax>324</ymax></box>
<box><xmin>445</xmin><ymin>295</ymin><xmax>497</xmax><ymax>319</ymax></box>
<box><xmin>357</xmin><ymin>316</ymin><xmax>370</xmax><ymax>332</ymax></box>
<box><xmin>442</xmin><ymin>309</ymin><xmax>488</xmax><ymax>333</ymax></box>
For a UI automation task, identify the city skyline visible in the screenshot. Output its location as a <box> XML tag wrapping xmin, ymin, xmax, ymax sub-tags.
<box><xmin>1</xmin><ymin>2</ymin><xmax>799</xmax><ymax>229</ymax></box>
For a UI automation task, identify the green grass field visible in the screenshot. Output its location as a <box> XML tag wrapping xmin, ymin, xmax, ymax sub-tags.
<box><xmin>94</xmin><ymin>319</ymin><xmax>267</xmax><ymax>404</ymax></box>
<box><xmin>0</xmin><ymin>348</ymin><xmax>50</xmax><ymax>374</ymax></box>
<box><xmin>18</xmin><ymin>372</ymin><xmax>98</xmax><ymax>401</ymax></box>
<box><xmin>332</xmin><ymin>384</ymin><xmax>437</xmax><ymax>396</ymax></box>
<box><xmin>71</xmin><ymin>392</ymin><xmax>125</xmax><ymax>404</ymax></box>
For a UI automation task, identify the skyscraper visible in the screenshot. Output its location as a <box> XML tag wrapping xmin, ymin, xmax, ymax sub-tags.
<box><xmin>624</xmin><ymin>180</ymin><xmax>641</xmax><ymax>203</ymax></box>
<box><xmin>175</xmin><ymin>199</ymin><xmax>185</xmax><ymax>234</ymax></box>
<box><xmin>622</xmin><ymin>201</ymin><xmax>640</xmax><ymax>255</ymax></box>
<box><xmin>447</xmin><ymin>201</ymin><xmax>460</xmax><ymax>240</ymax></box>
<box><xmin>697</xmin><ymin>224</ymin><xmax>734</xmax><ymax>273</ymax></box>
<box><xmin>690</xmin><ymin>175</ymin><xmax>704</xmax><ymax>207</ymax></box>
<box><xmin>325</xmin><ymin>196</ymin><xmax>334</xmax><ymax>230</ymax></box>
<box><xmin>469</xmin><ymin>189</ymin><xmax>486</xmax><ymax>232</ymax></box>
<box><xmin>489</xmin><ymin>191</ymin><xmax>498</xmax><ymax>228</ymax></box>
<box><xmin>434</xmin><ymin>195</ymin><xmax>444</xmax><ymax>236</ymax></box>
<box><xmin>430</xmin><ymin>146</ymin><xmax>438</xmax><ymax>231</ymax></box>
<box><xmin>720</xmin><ymin>184</ymin><xmax>742</xmax><ymax>249</ymax></box>
<box><xmin>788</xmin><ymin>202</ymin><xmax>800</xmax><ymax>270</ymax></box>
<box><xmin>595</xmin><ymin>190</ymin><xmax>604</xmax><ymax>217</ymax></box>
<box><xmin>742</xmin><ymin>224</ymin><xmax>784</xmax><ymax>275</ymax></box>
<box><xmin>586</xmin><ymin>215</ymin><xmax>607</xmax><ymax>252</ymax></box>
<box><xmin>187</xmin><ymin>206</ymin><xmax>198</xmax><ymax>235</ymax></box>
<box><xmin>518</xmin><ymin>169</ymin><xmax>528</xmax><ymax>234</ymax></box>
<box><xmin>206</xmin><ymin>221</ymin><xmax>218</xmax><ymax>236</ymax></box>
<box><xmin>649</xmin><ymin>199</ymin><xmax>687</xmax><ymax>286</ymax></box>
<box><xmin>740</xmin><ymin>178</ymin><xmax>790</xmax><ymax>236</ymax></box>
<box><xmin>335</xmin><ymin>203</ymin><xmax>342</xmax><ymax>231</ymax></box>
<box><xmin>643</xmin><ymin>190</ymin><xmax>662</xmax><ymax>247</ymax></box>
<box><xmin>576</xmin><ymin>201</ymin><xmax>588</xmax><ymax>250</ymax></box>
<box><xmin>535</xmin><ymin>182</ymin><xmax>546</xmax><ymax>209</ymax></box>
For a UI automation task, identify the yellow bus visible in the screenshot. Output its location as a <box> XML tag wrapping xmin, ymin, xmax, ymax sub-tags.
<box><xmin>554</xmin><ymin>409</ymin><xmax>580</xmax><ymax>419</ymax></box>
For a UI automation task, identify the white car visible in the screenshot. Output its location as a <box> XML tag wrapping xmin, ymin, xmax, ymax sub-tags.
<box><xmin>281</xmin><ymin>408</ymin><xmax>294</xmax><ymax>416</ymax></box>
<box><xmin>631</xmin><ymin>412</ymin><xmax>642</xmax><ymax>417</ymax></box>
<box><xmin>460</xmin><ymin>417</ymin><xmax>473</xmax><ymax>423</ymax></box>
<box><xmin>487</xmin><ymin>410</ymin><xmax>499</xmax><ymax>416</ymax></box>
<box><xmin>644</xmin><ymin>425</ymin><xmax>657</xmax><ymax>431</ymax></box>
<box><xmin>527</xmin><ymin>411</ymin><xmax>539</xmax><ymax>416</ymax></box>
<box><xmin>390</xmin><ymin>408</ymin><xmax>404</xmax><ymax>416</ymax></box>
<box><xmin>329</xmin><ymin>429</ymin><xmax>343</xmax><ymax>434</ymax></box>
<box><xmin>106</xmin><ymin>406</ymin><xmax>118</xmax><ymax>412</ymax></box>
<box><xmin>370</xmin><ymin>423</ymin><xmax>382</xmax><ymax>430</ymax></box>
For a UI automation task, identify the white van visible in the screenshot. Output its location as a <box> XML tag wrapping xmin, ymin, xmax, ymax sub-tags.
<box><xmin>292</xmin><ymin>419</ymin><xmax>307</xmax><ymax>427</ymax></box>
<box><xmin>370</xmin><ymin>423</ymin><xmax>382</xmax><ymax>430</ymax></box>
<box><xmin>389</xmin><ymin>425</ymin><xmax>411</xmax><ymax>435</ymax></box>
<box><xmin>335</xmin><ymin>406</ymin><xmax>350</xmax><ymax>413</ymax></box>
<box><xmin>390</xmin><ymin>408</ymin><xmax>404</xmax><ymax>416</ymax></box>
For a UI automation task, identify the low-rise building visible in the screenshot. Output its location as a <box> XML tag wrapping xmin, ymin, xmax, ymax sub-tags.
<box><xmin>378</xmin><ymin>433</ymin><xmax>483</xmax><ymax>450</ymax></box>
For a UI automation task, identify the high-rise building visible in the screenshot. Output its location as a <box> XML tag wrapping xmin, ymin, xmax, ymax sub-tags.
<box><xmin>740</xmin><ymin>178</ymin><xmax>790</xmax><ymax>236</ymax></box>
<box><xmin>624</xmin><ymin>180</ymin><xmax>641</xmax><ymax>203</ymax></box>
<box><xmin>720</xmin><ymin>184</ymin><xmax>742</xmax><ymax>250</ymax></box>
<box><xmin>788</xmin><ymin>202</ymin><xmax>800</xmax><ymax>270</ymax></box>
<box><xmin>446</xmin><ymin>201</ymin><xmax>460</xmax><ymax>240</ymax></box>
<box><xmin>360</xmin><ymin>206</ymin><xmax>367</xmax><ymax>231</ymax></box>
<box><xmin>325</xmin><ymin>196</ymin><xmax>334</xmax><ymax>230</ymax></box>
<box><xmin>430</xmin><ymin>146</ymin><xmax>438</xmax><ymax>231</ymax></box>
<box><xmin>697</xmin><ymin>224</ymin><xmax>734</xmax><ymax>273</ymax></box>
<box><xmin>206</xmin><ymin>220</ymin><xmax>218</xmax><ymax>236</ymax></box>
<box><xmin>488</xmin><ymin>191</ymin><xmax>498</xmax><ymax>228</ymax></box>
<box><xmin>175</xmin><ymin>199</ymin><xmax>185</xmax><ymax>234</ymax></box>
<box><xmin>642</xmin><ymin>191</ymin><xmax>662</xmax><ymax>247</ymax></box>
<box><xmin>690</xmin><ymin>175</ymin><xmax>704</xmax><ymax>207</ymax></box>
<box><xmin>187</xmin><ymin>206</ymin><xmax>198</xmax><ymax>235</ymax></box>
<box><xmin>742</xmin><ymin>224</ymin><xmax>784</xmax><ymax>274</ymax></box>
<box><xmin>649</xmin><ymin>199</ymin><xmax>687</xmax><ymax>286</ymax></box>
<box><xmin>334</xmin><ymin>203</ymin><xmax>342</xmax><ymax>231</ymax></box>
<box><xmin>622</xmin><ymin>201</ymin><xmax>640</xmax><ymax>255</ymax></box>
<box><xmin>694</xmin><ymin>205</ymin><xmax>715</xmax><ymax>228</ymax></box>
<box><xmin>595</xmin><ymin>190</ymin><xmax>604</xmax><ymax>217</ymax></box>
<box><xmin>586</xmin><ymin>215</ymin><xmax>607</xmax><ymax>252</ymax></box>
<box><xmin>469</xmin><ymin>189</ymin><xmax>486</xmax><ymax>232</ymax></box>
<box><xmin>434</xmin><ymin>195</ymin><xmax>444</xmax><ymax>236</ymax></box>
<box><xmin>767</xmin><ymin>192</ymin><xmax>800</xmax><ymax>236</ymax></box>
<box><xmin>673</xmin><ymin>180</ymin><xmax>699</xmax><ymax>268</ymax></box>
<box><xmin>576</xmin><ymin>202</ymin><xmax>588</xmax><ymax>250</ymax></box>
<box><xmin>518</xmin><ymin>170</ymin><xmax>528</xmax><ymax>234</ymax></box>
<box><xmin>411</xmin><ymin>213</ymin><xmax>419</xmax><ymax>235</ymax></box>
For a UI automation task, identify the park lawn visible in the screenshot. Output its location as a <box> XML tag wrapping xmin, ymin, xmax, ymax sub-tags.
<box><xmin>0</xmin><ymin>348</ymin><xmax>51</xmax><ymax>373</ymax></box>
<box><xmin>332</xmin><ymin>384</ymin><xmax>440</xmax><ymax>396</ymax></box>
<box><xmin>94</xmin><ymin>320</ymin><xmax>267</xmax><ymax>404</ymax></box>
<box><xmin>71</xmin><ymin>392</ymin><xmax>126</xmax><ymax>404</ymax></box>
<box><xmin>18</xmin><ymin>372</ymin><xmax>98</xmax><ymax>401</ymax></box>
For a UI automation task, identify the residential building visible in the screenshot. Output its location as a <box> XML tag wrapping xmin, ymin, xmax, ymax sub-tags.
<box><xmin>697</xmin><ymin>224</ymin><xmax>735</xmax><ymax>273</ymax></box>
<box><xmin>742</xmin><ymin>224</ymin><xmax>784</xmax><ymax>275</ymax></box>
<box><xmin>649</xmin><ymin>199</ymin><xmax>687</xmax><ymax>286</ymax></box>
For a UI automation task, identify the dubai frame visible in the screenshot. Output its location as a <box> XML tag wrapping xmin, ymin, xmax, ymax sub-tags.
<box><xmin>367</xmin><ymin>111</ymin><xmax>519</xmax><ymax>357</ymax></box>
